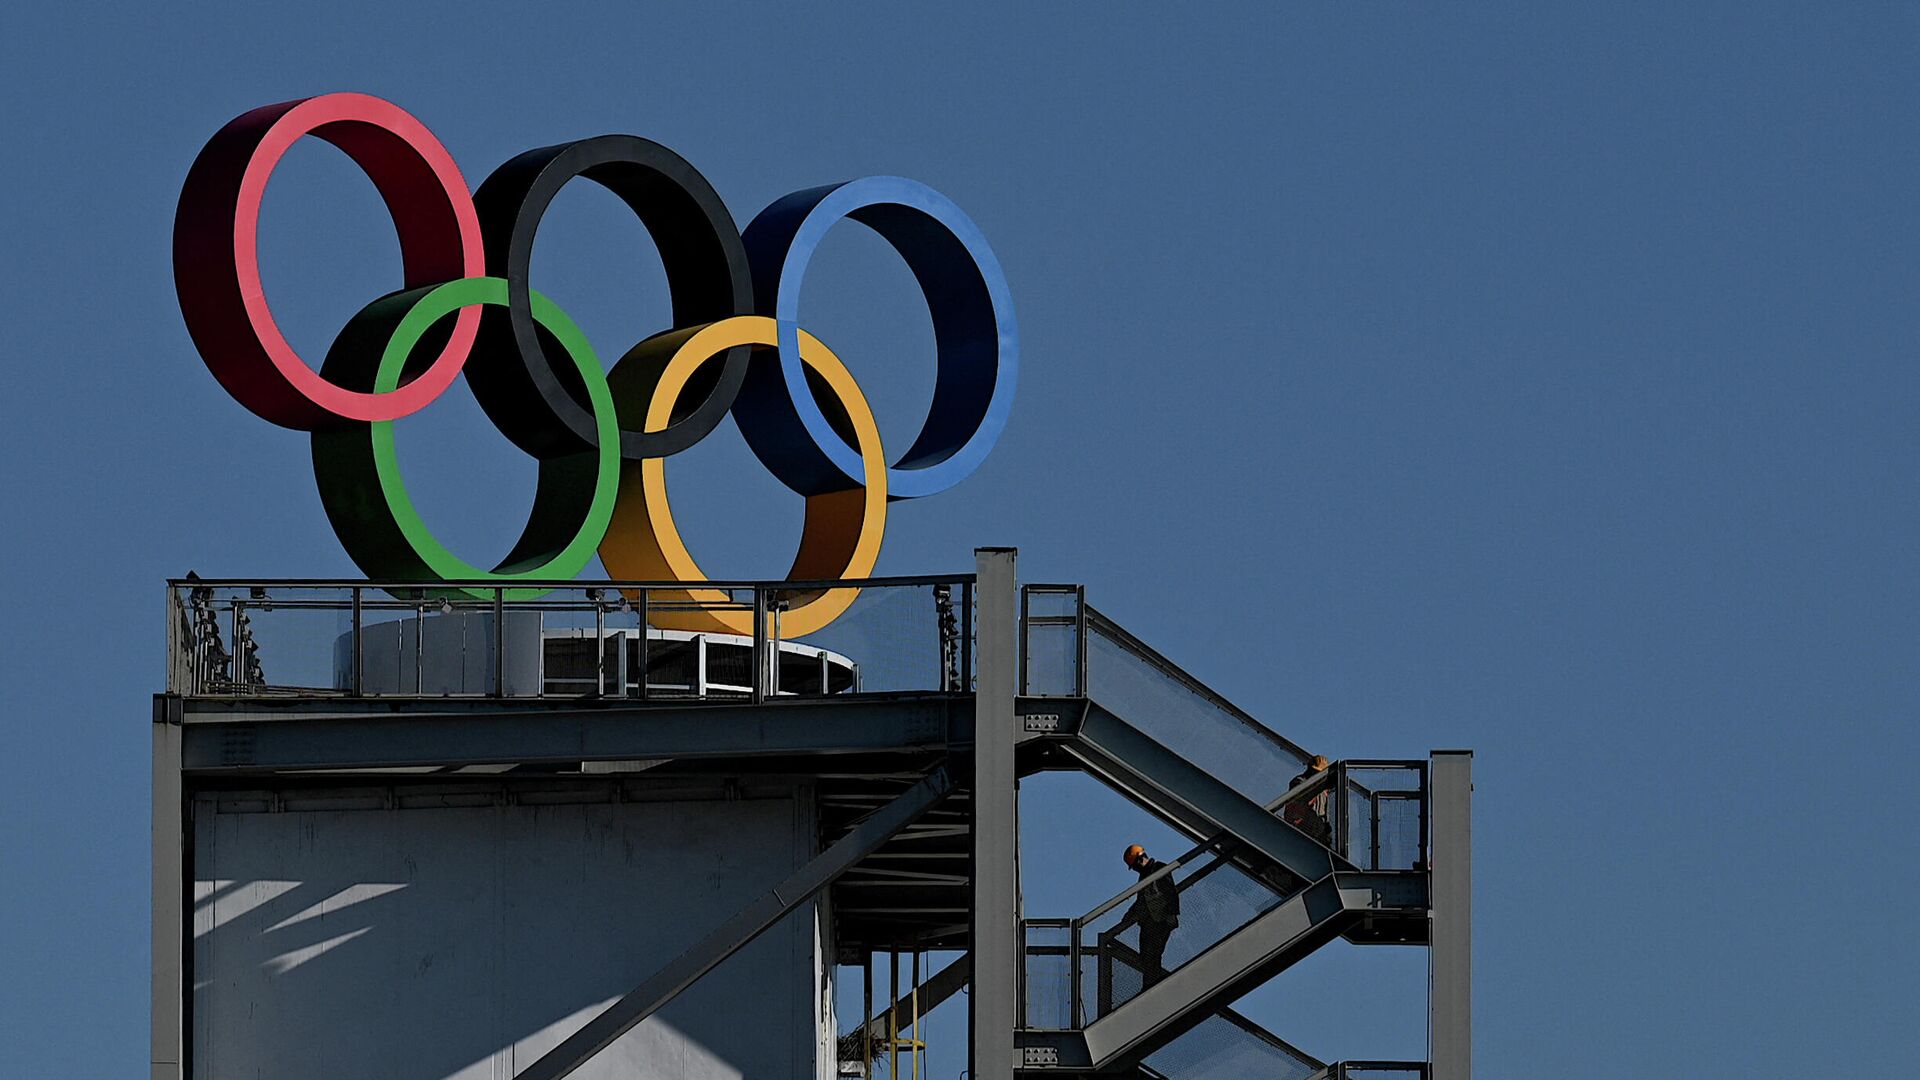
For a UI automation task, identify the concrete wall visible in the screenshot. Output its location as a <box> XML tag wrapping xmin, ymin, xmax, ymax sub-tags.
<box><xmin>191</xmin><ymin>786</ymin><xmax>825</xmax><ymax>1080</ymax></box>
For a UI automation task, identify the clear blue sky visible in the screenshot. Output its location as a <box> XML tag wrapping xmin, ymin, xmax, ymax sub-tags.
<box><xmin>3</xmin><ymin>2</ymin><xmax>1917</xmax><ymax>1076</ymax></box>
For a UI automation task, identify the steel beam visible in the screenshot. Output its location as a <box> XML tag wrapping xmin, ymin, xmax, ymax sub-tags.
<box><xmin>972</xmin><ymin>548</ymin><xmax>1019</xmax><ymax>1080</ymax></box>
<box><xmin>1069</xmin><ymin>704</ymin><xmax>1346</xmax><ymax>883</ymax></box>
<box><xmin>513</xmin><ymin>765</ymin><xmax>956</xmax><ymax>1080</ymax></box>
<box><xmin>1430</xmin><ymin>751</ymin><xmax>1473</xmax><ymax>1080</ymax></box>
<box><xmin>179</xmin><ymin>695</ymin><xmax>967</xmax><ymax>773</ymax></box>
<box><xmin>1078</xmin><ymin>877</ymin><xmax>1347</xmax><ymax>1069</ymax></box>
<box><xmin>151</xmin><ymin>698</ymin><xmax>183</xmax><ymax>1080</ymax></box>
<box><xmin>855</xmin><ymin>952</ymin><xmax>972</xmax><ymax>1049</ymax></box>
<box><xmin>1036</xmin><ymin>868</ymin><xmax>1428</xmax><ymax>1068</ymax></box>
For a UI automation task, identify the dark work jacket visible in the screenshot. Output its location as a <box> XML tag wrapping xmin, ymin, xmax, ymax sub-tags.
<box><xmin>1285</xmin><ymin>768</ymin><xmax>1334</xmax><ymax>846</ymax></box>
<box><xmin>1127</xmin><ymin>859</ymin><xmax>1180</xmax><ymax>928</ymax></box>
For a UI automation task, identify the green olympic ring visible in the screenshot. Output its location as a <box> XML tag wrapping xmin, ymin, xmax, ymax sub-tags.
<box><xmin>311</xmin><ymin>277</ymin><xmax>620</xmax><ymax>600</ymax></box>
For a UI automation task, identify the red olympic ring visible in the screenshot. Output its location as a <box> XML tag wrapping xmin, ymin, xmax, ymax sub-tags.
<box><xmin>173</xmin><ymin>92</ymin><xmax>485</xmax><ymax>428</ymax></box>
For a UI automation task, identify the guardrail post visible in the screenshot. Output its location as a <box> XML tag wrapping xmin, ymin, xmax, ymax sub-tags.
<box><xmin>973</xmin><ymin>547</ymin><xmax>1018</xmax><ymax>1080</ymax></box>
<box><xmin>492</xmin><ymin>588</ymin><xmax>506</xmax><ymax>698</ymax></box>
<box><xmin>770</xmin><ymin>602</ymin><xmax>782</xmax><ymax>697</ymax></box>
<box><xmin>636</xmin><ymin>588</ymin><xmax>649</xmax><ymax>700</ymax></box>
<box><xmin>151</xmin><ymin>697</ymin><xmax>184</xmax><ymax>1080</ymax></box>
<box><xmin>1430</xmin><ymin>750</ymin><xmax>1473</xmax><ymax>1080</ymax></box>
<box><xmin>1068</xmin><ymin>918</ymin><xmax>1083</xmax><ymax>1027</ymax></box>
<box><xmin>591</xmin><ymin>590</ymin><xmax>606</xmax><ymax>697</ymax></box>
<box><xmin>350</xmin><ymin>587</ymin><xmax>364</xmax><ymax>696</ymax></box>
<box><xmin>1073</xmin><ymin>585</ymin><xmax>1086</xmax><ymax>696</ymax></box>
<box><xmin>1333</xmin><ymin>761</ymin><xmax>1350</xmax><ymax>863</ymax></box>
<box><xmin>961</xmin><ymin>581</ymin><xmax>973</xmax><ymax>690</ymax></box>
<box><xmin>751</xmin><ymin>588</ymin><xmax>768</xmax><ymax>704</ymax></box>
<box><xmin>230</xmin><ymin>600</ymin><xmax>243</xmax><ymax>689</ymax></box>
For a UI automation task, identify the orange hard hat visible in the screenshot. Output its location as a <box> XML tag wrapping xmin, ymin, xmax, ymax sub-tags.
<box><xmin>1123</xmin><ymin>843</ymin><xmax>1147</xmax><ymax>868</ymax></box>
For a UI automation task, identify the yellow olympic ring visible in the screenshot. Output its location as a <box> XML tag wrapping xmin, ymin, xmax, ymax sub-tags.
<box><xmin>599</xmin><ymin>316</ymin><xmax>886</xmax><ymax>636</ymax></box>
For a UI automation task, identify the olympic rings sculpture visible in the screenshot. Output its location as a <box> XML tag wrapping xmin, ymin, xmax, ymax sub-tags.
<box><xmin>173</xmin><ymin>93</ymin><xmax>1016</xmax><ymax>634</ymax></box>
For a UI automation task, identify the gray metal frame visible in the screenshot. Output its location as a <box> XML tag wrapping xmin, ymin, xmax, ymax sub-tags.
<box><xmin>1017</xmin><ymin>871</ymin><xmax>1428</xmax><ymax>1072</ymax></box>
<box><xmin>1081</xmin><ymin>606</ymin><xmax>1316</xmax><ymax>766</ymax></box>
<box><xmin>1429</xmin><ymin>751</ymin><xmax>1472</xmax><ymax>1080</ymax></box>
<box><xmin>1331</xmin><ymin>760</ymin><xmax>1430</xmax><ymax>872</ymax></box>
<box><xmin>1017</xmin><ymin>755</ymin><xmax>1432</xmax><ymax>1031</ymax></box>
<box><xmin>1067</xmin><ymin>704</ymin><xmax>1344</xmax><ymax>883</ymax></box>
<box><xmin>852</xmin><ymin>952</ymin><xmax>973</xmax><ymax>1052</ymax></box>
<box><xmin>1019</xmin><ymin>584</ymin><xmax>1086</xmax><ymax>697</ymax></box>
<box><xmin>157</xmin><ymin>570</ymin><xmax>986</xmax><ymax>1080</ymax></box>
<box><xmin>514</xmin><ymin>765</ymin><xmax>956</xmax><ymax>1080</ymax></box>
<box><xmin>973</xmin><ymin>549</ymin><xmax>1020</xmax><ymax>1080</ymax></box>
<box><xmin>170</xmin><ymin>695</ymin><xmax>968</xmax><ymax>774</ymax></box>
<box><xmin>154</xmin><ymin>561</ymin><xmax>1470</xmax><ymax>1080</ymax></box>
<box><xmin>151</xmin><ymin>700</ymin><xmax>184</xmax><ymax>1080</ymax></box>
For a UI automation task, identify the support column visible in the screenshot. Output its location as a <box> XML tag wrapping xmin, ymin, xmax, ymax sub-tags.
<box><xmin>972</xmin><ymin>548</ymin><xmax>1018</xmax><ymax>1080</ymax></box>
<box><xmin>1429</xmin><ymin>750</ymin><xmax>1473</xmax><ymax>1080</ymax></box>
<box><xmin>152</xmin><ymin>697</ymin><xmax>184</xmax><ymax>1080</ymax></box>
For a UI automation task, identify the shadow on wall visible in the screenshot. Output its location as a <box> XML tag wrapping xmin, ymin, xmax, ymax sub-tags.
<box><xmin>191</xmin><ymin>793</ymin><xmax>820</xmax><ymax>1080</ymax></box>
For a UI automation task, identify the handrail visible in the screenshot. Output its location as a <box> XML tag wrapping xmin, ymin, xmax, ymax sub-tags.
<box><xmin>1326</xmin><ymin>1063</ymin><xmax>1431</xmax><ymax>1080</ymax></box>
<box><xmin>1024</xmin><ymin>760</ymin><xmax>1428</xmax><ymax>1032</ymax></box>
<box><xmin>169</xmin><ymin>573</ymin><xmax>974</xmax><ymax>589</ymax></box>
<box><xmin>1083</xmin><ymin>605</ymin><xmax>1314</xmax><ymax>765</ymax></box>
<box><xmin>170</xmin><ymin>575</ymin><xmax>971</xmax><ymax>699</ymax></box>
<box><xmin>1076</xmin><ymin>849</ymin><xmax>1194</xmax><ymax>928</ymax></box>
<box><xmin>1330</xmin><ymin>760</ymin><xmax>1429</xmax><ymax>872</ymax></box>
<box><xmin>1074</xmin><ymin>765</ymin><xmax>1339</xmax><ymax>928</ymax></box>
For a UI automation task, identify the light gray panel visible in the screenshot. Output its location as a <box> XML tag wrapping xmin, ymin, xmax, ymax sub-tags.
<box><xmin>342</xmin><ymin>611</ymin><xmax>545</xmax><ymax>696</ymax></box>
<box><xmin>193</xmin><ymin>793</ymin><xmax>818</xmax><ymax>1080</ymax></box>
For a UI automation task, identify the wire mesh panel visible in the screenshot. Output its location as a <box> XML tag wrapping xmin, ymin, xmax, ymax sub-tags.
<box><xmin>1080</xmin><ymin>849</ymin><xmax>1304</xmax><ymax>1020</ymax></box>
<box><xmin>1343</xmin><ymin>778</ymin><xmax>1377</xmax><ymax>870</ymax></box>
<box><xmin>174</xmin><ymin>586</ymin><xmax>358</xmax><ymax>695</ymax></box>
<box><xmin>1376</xmin><ymin>795</ymin><xmax>1423</xmax><ymax>870</ymax></box>
<box><xmin>1141</xmin><ymin>1010</ymin><xmax>1323</xmax><ymax>1080</ymax></box>
<box><xmin>1337</xmin><ymin>765</ymin><xmax>1427</xmax><ymax>871</ymax></box>
<box><xmin>1021</xmin><ymin>585</ymin><xmax>1083</xmax><ymax>696</ymax></box>
<box><xmin>1084</xmin><ymin>609</ymin><xmax>1310</xmax><ymax>809</ymax></box>
<box><xmin>1023</xmin><ymin>619</ymin><xmax>1080</xmax><ymax>696</ymax></box>
<box><xmin>1022</xmin><ymin>921</ymin><xmax>1074</xmax><ymax>1029</ymax></box>
<box><xmin>776</xmin><ymin>582</ymin><xmax>967</xmax><ymax>695</ymax></box>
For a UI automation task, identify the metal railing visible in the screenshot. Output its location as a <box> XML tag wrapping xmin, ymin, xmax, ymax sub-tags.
<box><xmin>1078</xmin><ymin>842</ymin><xmax>1302</xmax><ymax>1021</ymax></box>
<box><xmin>1020</xmin><ymin>760</ymin><xmax>1428</xmax><ymax>1030</ymax></box>
<box><xmin>1019</xmin><ymin>584</ymin><xmax>1086</xmax><ymax>696</ymax></box>
<box><xmin>167</xmin><ymin>575</ymin><xmax>973</xmax><ymax>701</ymax></box>
<box><xmin>1330</xmin><ymin>762</ymin><xmax>1429</xmax><ymax>872</ymax></box>
<box><xmin>1019</xmin><ymin>585</ymin><xmax>1318</xmax><ymax>812</ymax></box>
<box><xmin>1324</xmin><ymin>1063</ymin><xmax>1430</xmax><ymax>1080</ymax></box>
<box><xmin>1016</xmin><ymin>584</ymin><xmax>1429</xmax><ymax>870</ymax></box>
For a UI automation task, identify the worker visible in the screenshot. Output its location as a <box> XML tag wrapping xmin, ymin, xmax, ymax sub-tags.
<box><xmin>1283</xmin><ymin>754</ymin><xmax>1334</xmax><ymax>846</ymax></box>
<box><xmin>1122</xmin><ymin>843</ymin><xmax>1180</xmax><ymax>986</ymax></box>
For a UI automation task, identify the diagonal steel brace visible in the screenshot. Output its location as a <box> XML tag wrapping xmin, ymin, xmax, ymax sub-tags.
<box><xmin>515</xmin><ymin>764</ymin><xmax>956</xmax><ymax>1080</ymax></box>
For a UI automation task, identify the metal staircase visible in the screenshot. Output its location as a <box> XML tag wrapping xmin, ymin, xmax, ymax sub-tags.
<box><xmin>1013</xmin><ymin>586</ymin><xmax>1439</xmax><ymax>1077</ymax></box>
